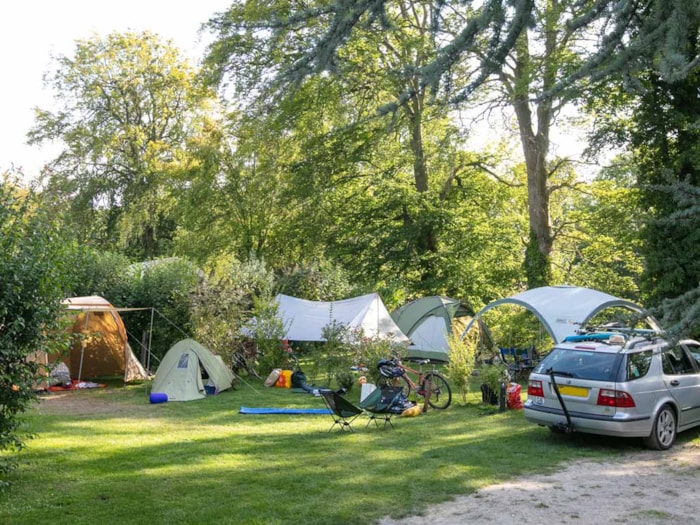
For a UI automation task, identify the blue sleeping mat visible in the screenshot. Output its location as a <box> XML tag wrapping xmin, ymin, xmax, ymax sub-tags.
<box><xmin>239</xmin><ymin>406</ymin><xmax>331</xmax><ymax>415</ymax></box>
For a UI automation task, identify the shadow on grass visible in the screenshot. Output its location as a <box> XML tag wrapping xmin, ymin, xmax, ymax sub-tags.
<box><xmin>8</xmin><ymin>383</ymin><xmax>699</xmax><ymax>525</ymax></box>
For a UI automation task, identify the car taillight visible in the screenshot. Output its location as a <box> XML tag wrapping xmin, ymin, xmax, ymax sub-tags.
<box><xmin>597</xmin><ymin>389</ymin><xmax>636</xmax><ymax>408</ymax></box>
<box><xmin>528</xmin><ymin>379</ymin><xmax>544</xmax><ymax>397</ymax></box>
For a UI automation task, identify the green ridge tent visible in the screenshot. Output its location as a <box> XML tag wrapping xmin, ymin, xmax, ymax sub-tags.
<box><xmin>151</xmin><ymin>339</ymin><xmax>233</xmax><ymax>401</ymax></box>
<box><xmin>391</xmin><ymin>296</ymin><xmax>492</xmax><ymax>362</ymax></box>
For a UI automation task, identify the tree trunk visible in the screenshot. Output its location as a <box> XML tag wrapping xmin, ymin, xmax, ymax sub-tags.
<box><xmin>407</xmin><ymin>92</ymin><xmax>437</xmax><ymax>253</ymax></box>
<box><xmin>516</xmin><ymin>111</ymin><xmax>553</xmax><ymax>288</ymax></box>
<box><xmin>511</xmin><ymin>28</ymin><xmax>554</xmax><ymax>288</ymax></box>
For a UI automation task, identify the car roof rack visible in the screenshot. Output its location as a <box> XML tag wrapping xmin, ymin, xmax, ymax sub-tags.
<box><xmin>563</xmin><ymin>326</ymin><xmax>665</xmax><ymax>344</ymax></box>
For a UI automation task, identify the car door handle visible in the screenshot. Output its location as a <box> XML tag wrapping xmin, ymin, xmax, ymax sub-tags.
<box><xmin>670</xmin><ymin>380</ymin><xmax>680</xmax><ymax>386</ymax></box>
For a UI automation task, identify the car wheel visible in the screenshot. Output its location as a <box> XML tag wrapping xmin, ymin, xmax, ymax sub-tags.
<box><xmin>643</xmin><ymin>405</ymin><xmax>676</xmax><ymax>450</ymax></box>
<box><xmin>548</xmin><ymin>425</ymin><xmax>566</xmax><ymax>434</ymax></box>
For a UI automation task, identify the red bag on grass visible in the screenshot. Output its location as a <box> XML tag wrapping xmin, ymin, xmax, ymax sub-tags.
<box><xmin>506</xmin><ymin>383</ymin><xmax>523</xmax><ymax>410</ymax></box>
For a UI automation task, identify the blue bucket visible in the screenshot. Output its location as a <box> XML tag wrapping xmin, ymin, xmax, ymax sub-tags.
<box><xmin>149</xmin><ymin>392</ymin><xmax>168</xmax><ymax>404</ymax></box>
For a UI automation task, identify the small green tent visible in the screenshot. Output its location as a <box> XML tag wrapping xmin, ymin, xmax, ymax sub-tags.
<box><xmin>151</xmin><ymin>339</ymin><xmax>233</xmax><ymax>401</ymax></box>
<box><xmin>391</xmin><ymin>296</ymin><xmax>492</xmax><ymax>362</ymax></box>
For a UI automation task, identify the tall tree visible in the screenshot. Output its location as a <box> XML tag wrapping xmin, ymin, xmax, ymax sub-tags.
<box><xmin>204</xmin><ymin>1</ymin><xmax>497</xmax><ymax>291</ymax></box>
<box><xmin>583</xmin><ymin>3</ymin><xmax>700</xmax><ymax>335</ymax></box>
<box><xmin>203</xmin><ymin>0</ymin><xmax>601</xmax><ymax>288</ymax></box>
<box><xmin>203</xmin><ymin>0</ymin><xmax>700</xmax><ymax>292</ymax></box>
<box><xmin>29</xmin><ymin>31</ymin><xmax>218</xmax><ymax>260</ymax></box>
<box><xmin>486</xmin><ymin>0</ymin><xmax>592</xmax><ymax>287</ymax></box>
<box><xmin>550</xmin><ymin>161</ymin><xmax>644</xmax><ymax>299</ymax></box>
<box><xmin>633</xmin><ymin>70</ymin><xmax>700</xmax><ymax>305</ymax></box>
<box><xmin>172</xmin><ymin>106</ymin><xmax>297</xmax><ymax>265</ymax></box>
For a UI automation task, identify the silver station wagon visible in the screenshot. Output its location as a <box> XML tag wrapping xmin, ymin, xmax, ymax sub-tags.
<box><xmin>523</xmin><ymin>330</ymin><xmax>700</xmax><ymax>449</ymax></box>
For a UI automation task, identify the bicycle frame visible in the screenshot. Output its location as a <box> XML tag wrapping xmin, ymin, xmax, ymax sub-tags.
<box><xmin>377</xmin><ymin>357</ymin><xmax>452</xmax><ymax>409</ymax></box>
<box><xmin>392</xmin><ymin>358</ymin><xmax>429</xmax><ymax>390</ymax></box>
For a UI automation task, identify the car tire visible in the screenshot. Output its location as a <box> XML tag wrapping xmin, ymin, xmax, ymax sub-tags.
<box><xmin>643</xmin><ymin>405</ymin><xmax>676</xmax><ymax>450</ymax></box>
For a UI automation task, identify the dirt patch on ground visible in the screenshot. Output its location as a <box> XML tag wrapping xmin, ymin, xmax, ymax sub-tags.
<box><xmin>379</xmin><ymin>442</ymin><xmax>699</xmax><ymax>524</ymax></box>
<box><xmin>35</xmin><ymin>389</ymin><xmax>152</xmax><ymax>417</ymax></box>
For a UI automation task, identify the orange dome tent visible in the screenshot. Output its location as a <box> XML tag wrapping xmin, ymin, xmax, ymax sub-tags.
<box><xmin>60</xmin><ymin>296</ymin><xmax>149</xmax><ymax>383</ymax></box>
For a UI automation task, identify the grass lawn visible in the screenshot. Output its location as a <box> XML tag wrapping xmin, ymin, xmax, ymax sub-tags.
<box><xmin>2</xmin><ymin>377</ymin><xmax>696</xmax><ymax>525</ymax></box>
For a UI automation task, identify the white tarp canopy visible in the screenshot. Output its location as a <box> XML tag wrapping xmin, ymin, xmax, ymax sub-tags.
<box><xmin>272</xmin><ymin>293</ymin><xmax>410</xmax><ymax>343</ymax></box>
<box><xmin>462</xmin><ymin>285</ymin><xmax>661</xmax><ymax>344</ymax></box>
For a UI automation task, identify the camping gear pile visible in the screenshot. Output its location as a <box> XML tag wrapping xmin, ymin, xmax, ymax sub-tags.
<box><xmin>42</xmin><ymin>287</ymin><xmax>656</xmax><ymax>423</ymax></box>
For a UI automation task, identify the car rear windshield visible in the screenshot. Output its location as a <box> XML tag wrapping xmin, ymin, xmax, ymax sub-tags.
<box><xmin>533</xmin><ymin>348</ymin><xmax>622</xmax><ymax>381</ymax></box>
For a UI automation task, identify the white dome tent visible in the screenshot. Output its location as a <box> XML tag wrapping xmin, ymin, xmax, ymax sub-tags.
<box><xmin>461</xmin><ymin>285</ymin><xmax>661</xmax><ymax>344</ymax></box>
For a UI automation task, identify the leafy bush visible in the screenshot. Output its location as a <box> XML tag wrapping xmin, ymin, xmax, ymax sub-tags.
<box><xmin>352</xmin><ymin>332</ymin><xmax>406</xmax><ymax>385</ymax></box>
<box><xmin>123</xmin><ymin>257</ymin><xmax>202</xmax><ymax>364</ymax></box>
<box><xmin>246</xmin><ymin>294</ymin><xmax>287</xmax><ymax>375</ymax></box>
<box><xmin>477</xmin><ymin>362</ymin><xmax>510</xmax><ymax>405</ymax></box>
<box><xmin>445</xmin><ymin>332</ymin><xmax>478</xmax><ymax>403</ymax></box>
<box><xmin>307</xmin><ymin>320</ymin><xmax>354</xmax><ymax>388</ymax></box>
<box><xmin>190</xmin><ymin>255</ymin><xmax>275</xmax><ymax>368</ymax></box>
<box><xmin>334</xmin><ymin>370</ymin><xmax>355</xmax><ymax>391</ymax></box>
<box><xmin>304</xmin><ymin>323</ymin><xmax>405</xmax><ymax>390</ymax></box>
<box><xmin>0</xmin><ymin>179</ymin><xmax>75</xmax><ymax>487</ymax></box>
<box><xmin>69</xmin><ymin>249</ymin><xmax>132</xmax><ymax>300</ymax></box>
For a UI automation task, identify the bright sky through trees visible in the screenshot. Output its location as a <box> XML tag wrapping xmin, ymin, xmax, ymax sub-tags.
<box><xmin>1</xmin><ymin>1</ymin><xmax>595</xmax><ymax>182</ymax></box>
<box><xmin>0</xmin><ymin>0</ymin><xmax>230</xmax><ymax>179</ymax></box>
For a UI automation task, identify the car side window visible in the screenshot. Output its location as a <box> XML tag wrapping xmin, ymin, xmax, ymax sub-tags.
<box><xmin>626</xmin><ymin>350</ymin><xmax>652</xmax><ymax>381</ymax></box>
<box><xmin>683</xmin><ymin>342</ymin><xmax>700</xmax><ymax>368</ymax></box>
<box><xmin>662</xmin><ymin>346</ymin><xmax>696</xmax><ymax>375</ymax></box>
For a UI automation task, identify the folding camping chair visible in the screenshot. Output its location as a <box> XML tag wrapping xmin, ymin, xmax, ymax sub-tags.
<box><xmin>319</xmin><ymin>390</ymin><xmax>364</xmax><ymax>432</ymax></box>
<box><xmin>359</xmin><ymin>386</ymin><xmax>405</xmax><ymax>430</ymax></box>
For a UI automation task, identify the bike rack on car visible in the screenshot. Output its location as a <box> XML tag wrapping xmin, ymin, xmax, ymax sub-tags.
<box><xmin>547</xmin><ymin>368</ymin><xmax>575</xmax><ymax>433</ymax></box>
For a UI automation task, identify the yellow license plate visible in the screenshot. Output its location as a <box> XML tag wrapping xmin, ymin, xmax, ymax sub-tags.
<box><xmin>557</xmin><ymin>385</ymin><xmax>588</xmax><ymax>397</ymax></box>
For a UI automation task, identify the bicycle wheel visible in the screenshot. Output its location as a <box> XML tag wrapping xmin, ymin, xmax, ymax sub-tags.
<box><xmin>376</xmin><ymin>374</ymin><xmax>412</xmax><ymax>399</ymax></box>
<box><xmin>423</xmin><ymin>372</ymin><xmax>452</xmax><ymax>409</ymax></box>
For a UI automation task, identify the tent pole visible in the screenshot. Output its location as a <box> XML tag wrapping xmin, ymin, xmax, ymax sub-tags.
<box><xmin>78</xmin><ymin>311</ymin><xmax>90</xmax><ymax>383</ymax></box>
<box><xmin>147</xmin><ymin>307</ymin><xmax>155</xmax><ymax>372</ymax></box>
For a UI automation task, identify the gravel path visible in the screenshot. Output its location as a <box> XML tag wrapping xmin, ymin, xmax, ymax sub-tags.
<box><xmin>379</xmin><ymin>442</ymin><xmax>699</xmax><ymax>525</ymax></box>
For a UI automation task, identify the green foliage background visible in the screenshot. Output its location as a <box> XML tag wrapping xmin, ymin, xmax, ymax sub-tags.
<box><xmin>0</xmin><ymin>180</ymin><xmax>76</xmax><ymax>485</ymax></box>
<box><xmin>4</xmin><ymin>0</ymin><xmax>700</xmax><ymax>491</ymax></box>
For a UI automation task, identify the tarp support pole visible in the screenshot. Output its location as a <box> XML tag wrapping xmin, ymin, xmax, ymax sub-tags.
<box><xmin>77</xmin><ymin>311</ymin><xmax>90</xmax><ymax>383</ymax></box>
<box><xmin>147</xmin><ymin>307</ymin><xmax>155</xmax><ymax>372</ymax></box>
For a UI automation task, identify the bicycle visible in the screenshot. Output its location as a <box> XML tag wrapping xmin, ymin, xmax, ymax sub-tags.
<box><xmin>231</xmin><ymin>338</ymin><xmax>303</xmax><ymax>381</ymax></box>
<box><xmin>231</xmin><ymin>338</ymin><xmax>262</xmax><ymax>379</ymax></box>
<box><xmin>375</xmin><ymin>356</ymin><xmax>452</xmax><ymax>409</ymax></box>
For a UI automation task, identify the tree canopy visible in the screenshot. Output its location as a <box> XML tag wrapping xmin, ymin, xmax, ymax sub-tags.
<box><xmin>200</xmin><ymin>0</ymin><xmax>700</xmax><ymax>331</ymax></box>
<box><xmin>29</xmin><ymin>31</ymin><xmax>220</xmax><ymax>260</ymax></box>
